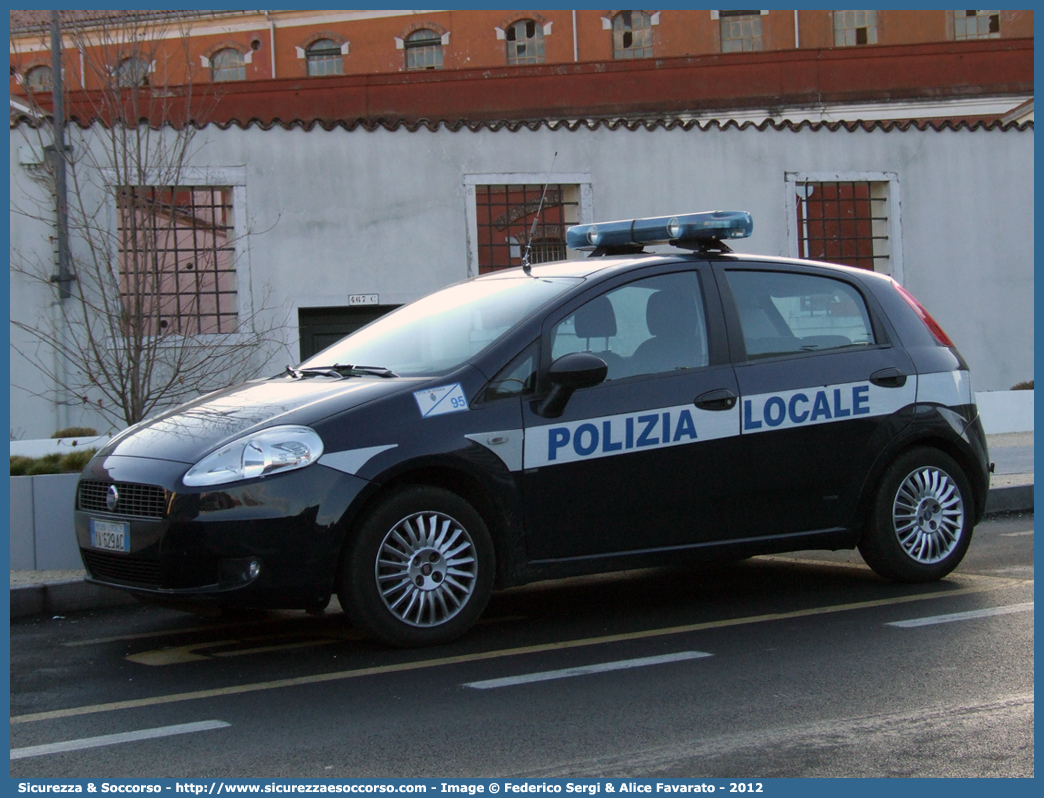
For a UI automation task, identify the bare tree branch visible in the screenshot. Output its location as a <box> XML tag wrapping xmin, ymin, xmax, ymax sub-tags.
<box><xmin>11</xmin><ymin>13</ymin><xmax>289</xmax><ymax>430</ymax></box>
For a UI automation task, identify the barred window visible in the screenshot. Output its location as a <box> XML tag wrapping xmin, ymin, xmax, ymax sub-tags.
<box><xmin>405</xmin><ymin>29</ymin><xmax>443</xmax><ymax>70</ymax></box>
<box><xmin>211</xmin><ymin>48</ymin><xmax>245</xmax><ymax>82</ymax></box>
<box><xmin>720</xmin><ymin>11</ymin><xmax>764</xmax><ymax>53</ymax></box>
<box><xmin>954</xmin><ymin>10</ymin><xmax>1000</xmax><ymax>40</ymax></box>
<box><xmin>833</xmin><ymin>10</ymin><xmax>878</xmax><ymax>46</ymax></box>
<box><xmin>506</xmin><ymin>19</ymin><xmax>545</xmax><ymax>65</ymax></box>
<box><xmin>117</xmin><ymin>186</ymin><xmax>238</xmax><ymax>336</ymax></box>
<box><xmin>474</xmin><ymin>184</ymin><xmax>580</xmax><ymax>274</ymax></box>
<box><xmin>794</xmin><ymin>181</ymin><xmax>889</xmax><ymax>271</ymax></box>
<box><xmin>612</xmin><ymin>11</ymin><xmax>654</xmax><ymax>59</ymax></box>
<box><xmin>307</xmin><ymin>39</ymin><xmax>344</xmax><ymax>76</ymax></box>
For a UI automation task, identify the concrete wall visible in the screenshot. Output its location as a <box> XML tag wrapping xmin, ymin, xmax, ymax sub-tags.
<box><xmin>9</xmin><ymin>474</ymin><xmax>83</xmax><ymax>570</ymax></box>
<box><xmin>9</xmin><ymin>119</ymin><xmax>1033</xmax><ymax>438</ymax></box>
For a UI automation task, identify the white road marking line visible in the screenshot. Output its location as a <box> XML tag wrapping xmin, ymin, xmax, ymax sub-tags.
<box><xmin>10</xmin><ymin>720</ymin><xmax>230</xmax><ymax>760</ymax></box>
<box><xmin>462</xmin><ymin>650</ymin><xmax>712</xmax><ymax>690</ymax></box>
<box><xmin>886</xmin><ymin>602</ymin><xmax>1034</xmax><ymax>628</ymax></box>
<box><xmin>1001</xmin><ymin>531</ymin><xmax>1034</xmax><ymax>537</ymax></box>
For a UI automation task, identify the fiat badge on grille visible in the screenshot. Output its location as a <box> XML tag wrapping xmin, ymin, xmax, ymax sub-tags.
<box><xmin>106</xmin><ymin>485</ymin><xmax>119</xmax><ymax>512</ymax></box>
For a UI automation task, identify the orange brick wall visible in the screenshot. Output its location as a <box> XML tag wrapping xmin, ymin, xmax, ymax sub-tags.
<box><xmin>10</xmin><ymin>9</ymin><xmax>1035</xmax><ymax>94</ymax></box>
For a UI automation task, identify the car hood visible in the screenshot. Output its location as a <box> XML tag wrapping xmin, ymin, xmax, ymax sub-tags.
<box><xmin>97</xmin><ymin>376</ymin><xmax>417</xmax><ymax>464</ymax></box>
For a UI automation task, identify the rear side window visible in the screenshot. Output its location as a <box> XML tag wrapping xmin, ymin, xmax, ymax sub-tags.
<box><xmin>725</xmin><ymin>270</ymin><xmax>876</xmax><ymax>359</ymax></box>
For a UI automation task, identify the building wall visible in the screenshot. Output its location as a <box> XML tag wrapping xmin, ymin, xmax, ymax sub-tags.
<box><xmin>10</xmin><ymin>9</ymin><xmax>1035</xmax><ymax>91</ymax></box>
<box><xmin>9</xmin><ymin>120</ymin><xmax>1034</xmax><ymax>437</ymax></box>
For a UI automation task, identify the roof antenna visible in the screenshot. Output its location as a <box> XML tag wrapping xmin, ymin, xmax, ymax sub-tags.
<box><xmin>521</xmin><ymin>151</ymin><xmax>558</xmax><ymax>277</ymax></box>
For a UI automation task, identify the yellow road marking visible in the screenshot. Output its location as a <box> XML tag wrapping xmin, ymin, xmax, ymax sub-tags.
<box><xmin>64</xmin><ymin>620</ymin><xmax>285</xmax><ymax>648</ymax></box>
<box><xmin>12</xmin><ymin>577</ymin><xmax>1027</xmax><ymax>725</ymax></box>
<box><xmin>69</xmin><ymin>612</ymin><xmax>526</xmax><ymax>650</ymax></box>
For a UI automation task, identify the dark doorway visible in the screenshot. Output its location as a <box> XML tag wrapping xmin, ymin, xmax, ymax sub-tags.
<box><xmin>297</xmin><ymin>305</ymin><xmax>399</xmax><ymax>362</ymax></box>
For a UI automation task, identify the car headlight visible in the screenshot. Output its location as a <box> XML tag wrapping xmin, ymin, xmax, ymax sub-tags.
<box><xmin>183</xmin><ymin>426</ymin><xmax>325</xmax><ymax>487</ymax></box>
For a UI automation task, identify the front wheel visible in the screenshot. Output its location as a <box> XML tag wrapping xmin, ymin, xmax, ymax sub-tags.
<box><xmin>858</xmin><ymin>447</ymin><xmax>974</xmax><ymax>583</ymax></box>
<box><xmin>339</xmin><ymin>486</ymin><xmax>495</xmax><ymax>647</ymax></box>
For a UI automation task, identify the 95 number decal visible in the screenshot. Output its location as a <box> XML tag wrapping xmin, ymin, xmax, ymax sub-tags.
<box><xmin>414</xmin><ymin>384</ymin><xmax>469</xmax><ymax>418</ymax></box>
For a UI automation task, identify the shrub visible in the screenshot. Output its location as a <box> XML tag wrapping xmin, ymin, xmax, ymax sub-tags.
<box><xmin>1011</xmin><ymin>380</ymin><xmax>1034</xmax><ymax>390</ymax></box>
<box><xmin>52</xmin><ymin>427</ymin><xmax>98</xmax><ymax>439</ymax></box>
<box><xmin>9</xmin><ymin>456</ymin><xmax>34</xmax><ymax>476</ymax></box>
<box><xmin>10</xmin><ymin>449</ymin><xmax>97</xmax><ymax>476</ymax></box>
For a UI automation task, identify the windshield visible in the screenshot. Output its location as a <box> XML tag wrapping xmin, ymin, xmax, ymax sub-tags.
<box><xmin>299</xmin><ymin>276</ymin><xmax>581</xmax><ymax>377</ymax></box>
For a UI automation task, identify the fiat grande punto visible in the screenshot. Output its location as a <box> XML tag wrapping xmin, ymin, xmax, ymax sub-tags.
<box><xmin>75</xmin><ymin>211</ymin><xmax>990</xmax><ymax>646</ymax></box>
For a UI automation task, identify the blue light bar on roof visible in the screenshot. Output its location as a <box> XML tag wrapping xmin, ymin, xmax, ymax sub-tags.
<box><xmin>566</xmin><ymin>211</ymin><xmax>753</xmax><ymax>251</ymax></box>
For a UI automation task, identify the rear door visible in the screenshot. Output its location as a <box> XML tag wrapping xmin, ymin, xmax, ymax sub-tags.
<box><xmin>716</xmin><ymin>263</ymin><xmax>916</xmax><ymax>537</ymax></box>
<box><xmin>520</xmin><ymin>263</ymin><xmax>743</xmax><ymax>561</ymax></box>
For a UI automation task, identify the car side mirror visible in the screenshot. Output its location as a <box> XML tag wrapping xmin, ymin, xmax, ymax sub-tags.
<box><xmin>536</xmin><ymin>352</ymin><xmax>608</xmax><ymax>418</ymax></box>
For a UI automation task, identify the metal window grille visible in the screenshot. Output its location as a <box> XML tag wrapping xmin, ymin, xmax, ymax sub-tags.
<box><xmin>613</xmin><ymin>11</ymin><xmax>654</xmax><ymax>59</ymax></box>
<box><xmin>307</xmin><ymin>39</ymin><xmax>344</xmax><ymax>76</ymax></box>
<box><xmin>405</xmin><ymin>29</ymin><xmax>443</xmax><ymax>70</ymax></box>
<box><xmin>795</xmin><ymin>181</ymin><xmax>889</xmax><ymax>271</ymax></box>
<box><xmin>475</xmin><ymin>184</ymin><xmax>579</xmax><ymax>274</ymax></box>
<box><xmin>506</xmin><ymin>19</ymin><xmax>545</xmax><ymax>65</ymax></box>
<box><xmin>954</xmin><ymin>10</ymin><xmax>1000</xmax><ymax>40</ymax></box>
<box><xmin>211</xmin><ymin>48</ymin><xmax>246</xmax><ymax>82</ymax></box>
<box><xmin>720</xmin><ymin>11</ymin><xmax>763</xmax><ymax>53</ymax></box>
<box><xmin>117</xmin><ymin>186</ymin><xmax>238</xmax><ymax>335</ymax></box>
<box><xmin>833</xmin><ymin>10</ymin><xmax>878</xmax><ymax>46</ymax></box>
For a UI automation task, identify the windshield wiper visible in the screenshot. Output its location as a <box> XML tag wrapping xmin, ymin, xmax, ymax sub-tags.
<box><xmin>288</xmin><ymin>363</ymin><xmax>398</xmax><ymax>379</ymax></box>
<box><xmin>337</xmin><ymin>363</ymin><xmax>399</xmax><ymax>378</ymax></box>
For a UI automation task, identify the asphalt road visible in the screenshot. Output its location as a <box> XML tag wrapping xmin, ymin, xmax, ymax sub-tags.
<box><xmin>10</xmin><ymin>513</ymin><xmax>1034</xmax><ymax>779</ymax></box>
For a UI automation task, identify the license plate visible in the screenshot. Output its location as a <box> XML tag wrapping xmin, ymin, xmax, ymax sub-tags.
<box><xmin>90</xmin><ymin>519</ymin><xmax>130</xmax><ymax>553</ymax></box>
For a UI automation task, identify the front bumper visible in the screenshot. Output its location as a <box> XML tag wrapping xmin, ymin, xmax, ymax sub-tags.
<box><xmin>74</xmin><ymin>455</ymin><xmax>370</xmax><ymax>609</ymax></box>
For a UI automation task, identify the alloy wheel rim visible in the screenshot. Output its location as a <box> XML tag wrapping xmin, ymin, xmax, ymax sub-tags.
<box><xmin>374</xmin><ymin>511</ymin><xmax>478</xmax><ymax>628</ymax></box>
<box><xmin>892</xmin><ymin>466</ymin><xmax>964</xmax><ymax>564</ymax></box>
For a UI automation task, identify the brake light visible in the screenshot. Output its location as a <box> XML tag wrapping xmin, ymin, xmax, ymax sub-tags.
<box><xmin>892</xmin><ymin>281</ymin><xmax>955</xmax><ymax>348</ymax></box>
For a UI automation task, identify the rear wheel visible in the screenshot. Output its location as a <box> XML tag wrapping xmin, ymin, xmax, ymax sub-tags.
<box><xmin>339</xmin><ymin>486</ymin><xmax>494</xmax><ymax>646</ymax></box>
<box><xmin>859</xmin><ymin>447</ymin><xmax>974</xmax><ymax>582</ymax></box>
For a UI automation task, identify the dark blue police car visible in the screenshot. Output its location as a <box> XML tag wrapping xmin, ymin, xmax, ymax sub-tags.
<box><xmin>75</xmin><ymin>211</ymin><xmax>990</xmax><ymax>646</ymax></box>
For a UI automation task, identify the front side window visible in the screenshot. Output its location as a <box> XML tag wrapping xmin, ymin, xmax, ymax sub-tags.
<box><xmin>115</xmin><ymin>56</ymin><xmax>150</xmax><ymax>87</ymax></box>
<box><xmin>307</xmin><ymin>39</ymin><xmax>344</xmax><ymax>76</ymax></box>
<box><xmin>720</xmin><ymin>11</ymin><xmax>764</xmax><ymax>52</ymax></box>
<box><xmin>725</xmin><ymin>270</ymin><xmax>876</xmax><ymax>359</ymax></box>
<box><xmin>552</xmin><ymin>271</ymin><xmax>709</xmax><ymax>380</ymax></box>
<box><xmin>612</xmin><ymin>11</ymin><xmax>654</xmax><ymax>59</ymax></box>
<box><xmin>506</xmin><ymin>19</ymin><xmax>545</xmax><ymax>65</ymax></box>
<box><xmin>117</xmin><ymin>186</ymin><xmax>237</xmax><ymax>336</ymax></box>
<box><xmin>954</xmin><ymin>10</ymin><xmax>1001</xmax><ymax>40</ymax></box>
<box><xmin>301</xmin><ymin>276</ymin><xmax>579</xmax><ymax>376</ymax></box>
<box><xmin>25</xmin><ymin>65</ymin><xmax>53</xmax><ymax>91</ymax></box>
<box><xmin>834</xmin><ymin>10</ymin><xmax>878</xmax><ymax>46</ymax></box>
<box><xmin>211</xmin><ymin>48</ymin><xmax>245</xmax><ymax>82</ymax></box>
<box><xmin>405</xmin><ymin>29</ymin><xmax>443</xmax><ymax>70</ymax></box>
<box><xmin>483</xmin><ymin>343</ymin><xmax>539</xmax><ymax>401</ymax></box>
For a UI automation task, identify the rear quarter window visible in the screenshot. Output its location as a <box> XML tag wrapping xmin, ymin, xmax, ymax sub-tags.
<box><xmin>725</xmin><ymin>270</ymin><xmax>876</xmax><ymax>359</ymax></box>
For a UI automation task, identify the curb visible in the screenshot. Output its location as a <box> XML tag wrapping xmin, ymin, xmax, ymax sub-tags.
<box><xmin>984</xmin><ymin>484</ymin><xmax>1034</xmax><ymax>516</ymax></box>
<box><xmin>10</xmin><ymin>486</ymin><xmax>1033</xmax><ymax>621</ymax></box>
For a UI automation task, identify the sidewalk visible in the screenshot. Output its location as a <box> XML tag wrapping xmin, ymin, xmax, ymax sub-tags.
<box><xmin>11</xmin><ymin>433</ymin><xmax>1033</xmax><ymax>619</ymax></box>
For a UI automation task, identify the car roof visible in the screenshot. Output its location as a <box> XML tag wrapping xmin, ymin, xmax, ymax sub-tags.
<box><xmin>476</xmin><ymin>249</ymin><xmax>896</xmax><ymax>288</ymax></box>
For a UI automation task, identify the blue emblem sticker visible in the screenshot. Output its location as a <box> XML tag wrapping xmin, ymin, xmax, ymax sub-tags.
<box><xmin>414</xmin><ymin>384</ymin><xmax>469</xmax><ymax>418</ymax></box>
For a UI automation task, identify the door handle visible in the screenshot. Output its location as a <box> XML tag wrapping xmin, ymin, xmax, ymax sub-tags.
<box><xmin>694</xmin><ymin>388</ymin><xmax>738</xmax><ymax>411</ymax></box>
<box><xmin>869</xmin><ymin>367</ymin><xmax>908</xmax><ymax>388</ymax></box>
